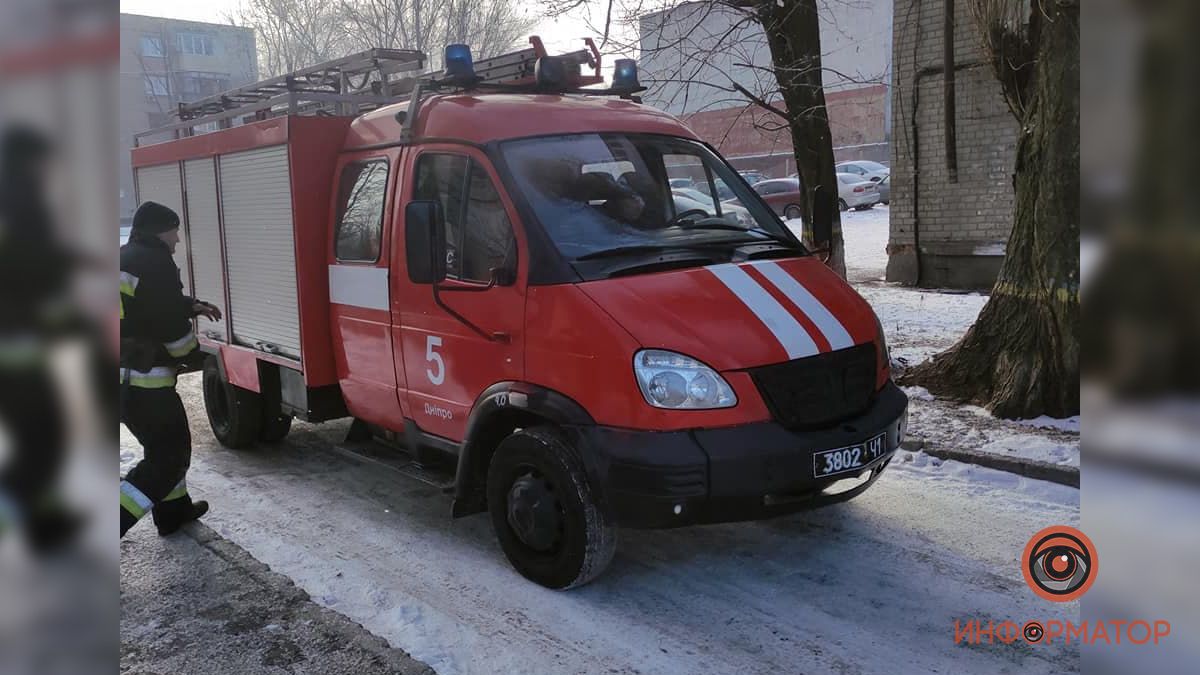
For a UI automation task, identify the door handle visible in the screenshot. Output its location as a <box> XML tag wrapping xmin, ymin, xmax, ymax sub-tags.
<box><xmin>254</xmin><ymin>341</ymin><xmax>281</xmax><ymax>355</ymax></box>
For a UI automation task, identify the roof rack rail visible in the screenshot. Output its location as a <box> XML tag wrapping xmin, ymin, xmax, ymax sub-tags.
<box><xmin>133</xmin><ymin>37</ymin><xmax>604</xmax><ymax>146</ymax></box>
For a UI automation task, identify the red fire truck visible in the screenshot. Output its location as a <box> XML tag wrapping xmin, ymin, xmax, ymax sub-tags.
<box><xmin>131</xmin><ymin>40</ymin><xmax>908</xmax><ymax>589</ymax></box>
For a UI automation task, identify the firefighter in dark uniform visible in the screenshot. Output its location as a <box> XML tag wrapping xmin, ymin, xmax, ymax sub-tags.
<box><xmin>120</xmin><ymin>201</ymin><xmax>222</xmax><ymax>537</ymax></box>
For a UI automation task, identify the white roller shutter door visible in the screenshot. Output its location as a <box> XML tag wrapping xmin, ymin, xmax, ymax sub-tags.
<box><xmin>134</xmin><ymin>162</ymin><xmax>190</xmax><ymax>294</ymax></box>
<box><xmin>218</xmin><ymin>145</ymin><xmax>301</xmax><ymax>359</ymax></box>
<box><xmin>183</xmin><ymin>158</ymin><xmax>227</xmax><ymax>340</ymax></box>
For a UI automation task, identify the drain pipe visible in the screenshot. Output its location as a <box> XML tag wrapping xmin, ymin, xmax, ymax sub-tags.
<box><xmin>943</xmin><ymin>0</ymin><xmax>959</xmax><ymax>183</ymax></box>
<box><xmin>910</xmin><ymin>60</ymin><xmax>983</xmax><ymax>285</ymax></box>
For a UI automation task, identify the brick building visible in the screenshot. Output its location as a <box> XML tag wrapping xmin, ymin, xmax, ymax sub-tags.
<box><xmin>887</xmin><ymin>0</ymin><xmax>1018</xmax><ymax>289</ymax></box>
<box><xmin>638</xmin><ymin>1</ymin><xmax>893</xmax><ymax>178</ymax></box>
<box><xmin>680</xmin><ymin>84</ymin><xmax>890</xmax><ymax>178</ymax></box>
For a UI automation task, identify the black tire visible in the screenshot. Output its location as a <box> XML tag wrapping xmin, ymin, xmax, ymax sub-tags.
<box><xmin>202</xmin><ymin>357</ymin><xmax>262</xmax><ymax>449</ymax></box>
<box><xmin>259</xmin><ymin>412</ymin><xmax>292</xmax><ymax>443</ymax></box>
<box><xmin>838</xmin><ymin>198</ymin><xmax>849</xmax><ymax>212</ymax></box>
<box><xmin>783</xmin><ymin>204</ymin><xmax>803</xmax><ymax>220</ymax></box>
<box><xmin>486</xmin><ymin>426</ymin><xmax>616</xmax><ymax>589</ymax></box>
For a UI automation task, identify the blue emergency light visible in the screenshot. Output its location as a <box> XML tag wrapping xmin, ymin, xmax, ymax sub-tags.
<box><xmin>444</xmin><ymin>44</ymin><xmax>475</xmax><ymax>80</ymax></box>
<box><xmin>612</xmin><ymin>59</ymin><xmax>640</xmax><ymax>91</ymax></box>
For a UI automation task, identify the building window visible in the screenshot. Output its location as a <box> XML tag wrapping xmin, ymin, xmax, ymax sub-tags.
<box><xmin>144</xmin><ymin>75</ymin><xmax>170</xmax><ymax>97</ymax></box>
<box><xmin>177</xmin><ymin>32</ymin><xmax>215</xmax><ymax>56</ymax></box>
<box><xmin>179</xmin><ymin>72</ymin><xmax>231</xmax><ymax>100</ymax></box>
<box><xmin>140</xmin><ymin>35</ymin><xmax>164</xmax><ymax>57</ymax></box>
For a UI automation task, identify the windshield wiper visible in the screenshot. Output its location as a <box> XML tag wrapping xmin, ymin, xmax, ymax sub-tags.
<box><xmin>574</xmin><ymin>243</ymin><xmax>720</xmax><ymax>261</ymax></box>
<box><xmin>675</xmin><ymin>221</ymin><xmax>804</xmax><ymax>249</ymax></box>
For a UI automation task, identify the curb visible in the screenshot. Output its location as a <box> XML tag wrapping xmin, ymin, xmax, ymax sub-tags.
<box><xmin>899</xmin><ymin>439</ymin><xmax>1079</xmax><ymax>488</ymax></box>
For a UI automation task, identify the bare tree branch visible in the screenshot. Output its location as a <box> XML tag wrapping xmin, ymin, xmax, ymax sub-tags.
<box><xmin>731</xmin><ymin>81</ymin><xmax>790</xmax><ymax>121</ymax></box>
<box><xmin>229</xmin><ymin>0</ymin><xmax>535</xmax><ymax>77</ymax></box>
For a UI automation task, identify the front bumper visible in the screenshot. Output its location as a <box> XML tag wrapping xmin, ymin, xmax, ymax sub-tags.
<box><xmin>575</xmin><ymin>381</ymin><xmax>909</xmax><ymax>528</ymax></box>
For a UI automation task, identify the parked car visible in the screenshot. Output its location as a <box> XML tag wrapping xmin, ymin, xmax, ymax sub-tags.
<box><xmin>694</xmin><ymin>177</ymin><xmax>736</xmax><ymax>202</ymax></box>
<box><xmin>671</xmin><ymin>189</ymin><xmax>753</xmax><ymax>225</ymax></box>
<box><xmin>668</xmin><ymin>177</ymin><xmax>694</xmax><ymax>189</ymax></box>
<box><xmin>875</xmin><ymin>174</ymin><xmax>890</xmax><ymax>205</ymax></box>
<box><xmin>837</xmin><ymin>172</ymin><xmax>880</xmax><ymax>211</ymax></box>
<box><xmin>751</xmin><ymin>178</ymin><xmax>806</xmax><ymax>221</ymax></box>
<box><xmin>835</xmin><ymin>160</ymin><xmax>889</xmax><ymax>183</ymax></box>
<box><xmin>738</xmin><ymin>170</ymin><xmax>768</xmax><ymax>186</ymax></box>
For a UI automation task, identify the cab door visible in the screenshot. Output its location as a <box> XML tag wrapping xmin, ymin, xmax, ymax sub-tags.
<box><xmin>328</xmin><ymin>154</ymin><xmax>406</xmax><ymax>430</ymax></box>
<box><xmin>393</xmin><ymin>145</ymin><xmax>525</xmax><ymax>441</ymax></box>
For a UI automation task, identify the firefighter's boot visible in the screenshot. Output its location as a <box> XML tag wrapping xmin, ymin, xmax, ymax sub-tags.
<box><xmin>154</xmin><ymin>499</ymin><xmax>208</xmax><ymax>537</ymax></box>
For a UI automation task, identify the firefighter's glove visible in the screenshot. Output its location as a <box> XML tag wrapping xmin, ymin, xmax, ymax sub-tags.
<box><xmin>192</xmin><ymin>300</ymin><xmax>222</xmax><ymax>322</ymax></box>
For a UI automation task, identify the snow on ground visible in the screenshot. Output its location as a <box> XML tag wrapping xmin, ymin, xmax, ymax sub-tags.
<box><xmin>1014</xmin><ymin>415</ymin><xmax>1080</xmax><ymax>433</ymax></box>
<box><xmin>861</xmin><ymin>284</ymin><xmax>987</xmax><ymax>366</ymax></box>
<box><xmin>122</xmin><ymin>383</ymin><xmax>1081</xmax><ymax>675</ymax></box>
<box><xmin>906</xmin><ymin>398</ymin><xmax>1080</xmax><ymax>467</ymax></box>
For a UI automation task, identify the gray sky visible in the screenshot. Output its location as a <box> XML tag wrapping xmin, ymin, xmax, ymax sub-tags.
<box><xmin>119</xmin><ymin>0</ymin><xmax>635</xmax><ymax>69</ymax></box>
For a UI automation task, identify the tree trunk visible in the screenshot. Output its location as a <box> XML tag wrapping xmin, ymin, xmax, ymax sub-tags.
<box><xmin>758</xmin><ymin>0</ymin><xmax>847</xmax><ymax>278</ymax></box>
<box><xmin>902</xmin><ymin>0</ymin><xmax>1079</xmax><ymax>418</ymax></box>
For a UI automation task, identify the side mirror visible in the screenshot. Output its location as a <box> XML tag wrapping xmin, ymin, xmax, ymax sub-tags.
<box><xmin>405</xmin><ymin>200</ymin><xmax>446</xmax><ymax>284</ymax></box>
<box><xmin>811</xmin><ymin>184</ymin><xmax>834</xmax><ymax>248</ymax></box>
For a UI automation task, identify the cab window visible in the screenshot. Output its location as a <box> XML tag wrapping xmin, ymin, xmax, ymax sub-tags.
<box><xmin>334</xmin><ymin>160</ymin><xmax>389</xmax><ymax>262</ymax></box>
<box><xmin>414</xmin><ymin>153</ymin><xmax>516</xmax><ymax>283</ymax></box>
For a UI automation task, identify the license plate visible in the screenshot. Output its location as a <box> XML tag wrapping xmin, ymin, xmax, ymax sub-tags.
<box><xmin>813</xmin><ymin>433</ymin><xmax>886</xmax><ymax>478</ymax></box>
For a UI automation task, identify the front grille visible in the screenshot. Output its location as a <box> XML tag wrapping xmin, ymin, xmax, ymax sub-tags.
<box><xmin>749</xmin><ymin>343</ymin><xmax>877</xmax><ymax>430</ymax></box>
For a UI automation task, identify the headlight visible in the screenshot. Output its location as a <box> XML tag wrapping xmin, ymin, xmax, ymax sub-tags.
<box><xmin>634</xmin><ymin>350</ymin><xmax>737</xmax><ymax>409</ymax></box>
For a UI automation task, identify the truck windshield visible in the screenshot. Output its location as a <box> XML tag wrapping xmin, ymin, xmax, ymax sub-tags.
<box><xmin>499</xmin><ymin>133</ymin><xmax>798</xmax><ymax>261</ymax></box>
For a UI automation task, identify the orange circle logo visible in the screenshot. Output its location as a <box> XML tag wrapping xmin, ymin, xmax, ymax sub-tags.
<box><xmin>1022</xmin><ymin>526</ymin><xmax>1097</xmax><ymax>602</ymax></box>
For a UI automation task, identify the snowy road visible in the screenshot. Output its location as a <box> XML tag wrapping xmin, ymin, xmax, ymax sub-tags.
<box><xmin>123</xmin><ymin>376</ymin><xmax>1080</xmax><ymax>675</ymax></box>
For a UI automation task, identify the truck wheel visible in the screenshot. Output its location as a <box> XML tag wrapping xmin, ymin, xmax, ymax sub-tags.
<box><xmin>259</xmin><ymin>412</ymin><xmax>292</xmax><ymax>443</ymax></box>
<box><xmin>486</xmin><ymin>426</ymin><xmax>616</xmax><ymax>590</ymax></box>
<box><xmin>202</xmin><ymin>357</ymin><xmax>262</xmax><ymax>449</ymax></box>
<box><xmin>838</xmin><ymin>198</ymin><xmax>849</xmax><ymax>212</ymax></box>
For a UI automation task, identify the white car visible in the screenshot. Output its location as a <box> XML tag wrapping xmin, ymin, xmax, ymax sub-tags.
<box><xmin>835</xmin><ymin>160</ymin><xmax>889</xmax><ymax>183</ymax></box>
<box><xmin>837</xmin><ymin>172</ymin><xmax>880</xmax><ymax>211</ymax></box>
<box><xmin>671</xmin><ymin>189</ymin><xmax>753</xmax><ymax>226</ymax></box>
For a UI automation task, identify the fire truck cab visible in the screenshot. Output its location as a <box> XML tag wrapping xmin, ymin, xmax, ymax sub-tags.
<box><xmin>131</xmin><ymin>42</ymin><xmax>908</xmax><ymax>589</ymax></box>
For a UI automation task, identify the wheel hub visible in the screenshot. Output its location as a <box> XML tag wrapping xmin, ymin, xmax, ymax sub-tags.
<box><xmin>506</xmin><ymin>472</ymin><xmax>562</xmax><ymax>552</ymax></box>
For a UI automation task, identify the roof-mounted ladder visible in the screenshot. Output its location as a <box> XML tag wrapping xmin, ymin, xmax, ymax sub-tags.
<box><xmin>134</xmin><ymin>37</ymin><xmax>603</xmax><ymax>146</ymax></box>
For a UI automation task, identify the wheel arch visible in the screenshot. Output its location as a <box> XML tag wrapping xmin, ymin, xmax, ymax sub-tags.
<box><xmin>452</xmin><ymin>382</ymin><xmax>594</xmax><ymax>518</ymax></box>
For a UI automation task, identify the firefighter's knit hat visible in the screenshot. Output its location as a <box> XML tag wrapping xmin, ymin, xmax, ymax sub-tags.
<box><xmin>132</xmin><ymin>200</ymin><xmax>180</xmax><ymax>234</ymax></box>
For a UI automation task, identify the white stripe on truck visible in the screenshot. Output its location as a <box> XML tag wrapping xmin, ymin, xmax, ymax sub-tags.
<box><xmin>750</xmin><ymin>261</ymin><xmax>854</xmax><ymax>349</ymax></box>
<box><xmin>328</xmin><ymin>265</ymin><xmax>390</xmax><ymax>311</ymax></box>
<box><xmin>707</xmin><ymin>263</ymin><xmax>818</xmax><ymax>359</ymax></box>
